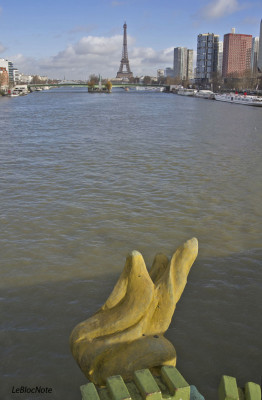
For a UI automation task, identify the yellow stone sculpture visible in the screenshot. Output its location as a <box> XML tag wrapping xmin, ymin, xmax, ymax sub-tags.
<box><xmin>70</xmin><ymin>238</ymin><xmax>198</xmax><ymax>386</ymax></box>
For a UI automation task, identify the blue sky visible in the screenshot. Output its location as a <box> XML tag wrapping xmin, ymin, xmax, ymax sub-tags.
<box><xmin>0</xmin><ymin>0</ymin><xmax>261</xmax><ymax>79</ymax></box>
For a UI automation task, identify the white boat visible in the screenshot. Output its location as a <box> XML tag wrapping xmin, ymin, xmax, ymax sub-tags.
<box><xmin>9</xmin><ymin>92</ymin><xmax>20</xmax><ymax>97</ymax></box>
<box><xmin>177</xmin><ymin>88</ymin><xmax>197</xmax><ymax>96</ymax></box>
<box><xmin>194</xmin><ymin>90</ymin><xmax>215</xmax><ymax>99</ymax></box>
<box><xmin>136</xmin><ymin>86</ymin><xmax>165</xmax><ymax>92</ymax></box>
<box><xmin>215</xmin><ymin>93</ymin><xmax>262</xmax><ymax>107</ymax></box>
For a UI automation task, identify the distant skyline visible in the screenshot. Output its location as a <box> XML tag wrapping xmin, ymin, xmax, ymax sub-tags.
<box><xmin>0</xmin><ymin>0</ymin><xmax>261</xmax><ymax>79</ymax></box>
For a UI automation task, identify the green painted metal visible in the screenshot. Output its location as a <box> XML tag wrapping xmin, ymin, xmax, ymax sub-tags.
<box><xmin>80</xmin><ymin>382</ymin><xmax>100</xmax><ymax>400</ymax></box>
<box><xmin>106</xmin><ymin>375</ymin><xmax>132</xmax><ymax>400</ymax></box>
<box><xmin>161</xmin><ymin>366</ymin><xmax>190</xmax><ymax>400</ymax></box>
<box><xmin>80</xmin><ymin>366</ymin><xmax>205</xmax><ymax>400</ymax></box>
<box><xmin>161</xmin><ymin>365</ymin><xmax>189</xmax><ymax>392</ymax></box>
<box><xmin>133</xmin><ymin>369</ymin><xmax>162</xmax><ymax>400</ymax></box>
<box><xmin>218</xmin><ymin>376</ymin><xmax>239</xmax><ymax>400</ymax></box>
<box><xmin>245</xmin><ymin>382</ymin><xmax>261</xmax><ymax>400</ymax></box>
<box><xmin>80</xmin><ymin>368</ymin><xmax>262</xmax><ymax>400</ymax></box>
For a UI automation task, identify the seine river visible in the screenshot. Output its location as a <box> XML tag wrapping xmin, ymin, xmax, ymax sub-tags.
<box><xmin>1</xmin><ymin>87</ymin><xmax>262</xmax><ymax>399</ymax></box>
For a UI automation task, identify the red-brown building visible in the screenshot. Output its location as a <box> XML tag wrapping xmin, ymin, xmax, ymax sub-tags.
<box><xmin>222</xmin><ymin>32</ymin><xmax>252</xmax><ymax>78</ymax></box>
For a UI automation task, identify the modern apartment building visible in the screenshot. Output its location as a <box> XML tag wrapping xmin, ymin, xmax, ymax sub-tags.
<box><xmin>218</xmin><ymin>41</ymin><xmax>223</xmax><ymax>74</ymax></box>
<box><xmin>165</xmin><ymin>67</ymin><xmax>174</xmax><ymax>78</ymax></box>
<box><xmin>258</xmin><ymin>20</ymin><xmax>262</xmax><ymax>73</ymax></box>
<box><xmin>196</xmin><ymin>33</ymin><xmax>219</xmax><ymax>85</ymax></box>
<box><xmin>222</xmin><ymin>30</ymin><xmax>252</xmax><ymax>77</ymax></box>
<box><xmin>187</xmin><ymin>49</ymin><xmax>194</xmax><ymax>80</ymax></box>
<box><xmin>251</xmin><ymin>37</ymin><xmax>259</xmax><ymax>74</ymax></box>
<box><xmin>173</xmin><ymin>47</ymin><xmax>194</xmax><ymax>81</ymax></box>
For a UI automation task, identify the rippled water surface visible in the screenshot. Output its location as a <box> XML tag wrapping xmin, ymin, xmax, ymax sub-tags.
<box><xmin>1</xmin><ymin>88</ymin><xmax>262</xmax><ymax>399</ymax></box>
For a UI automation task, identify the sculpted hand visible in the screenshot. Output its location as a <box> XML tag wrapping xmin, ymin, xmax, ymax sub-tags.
<box><xmin>70</xmin><ymin>238</ymin><xmax>198</xmax><ymax>386</ymax></box>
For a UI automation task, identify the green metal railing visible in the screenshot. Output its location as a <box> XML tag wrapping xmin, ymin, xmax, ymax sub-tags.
<box><xmin>80</xmin><ymin>366</ymin><xmax>204</xmax><ymax>400</ymax></box>
<box><xmin>80</xmin><ymin>366</ymin><xmax>262</xmax><ymax>400</ymax></box>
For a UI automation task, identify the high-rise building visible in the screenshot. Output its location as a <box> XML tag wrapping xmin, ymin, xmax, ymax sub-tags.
<box><xmin>251</xmin><ymin>37</ymin><xmax>259</xmax><ymax>74</ymax></box>
<box><xmin>173</xmin><ymin>47</ymin><xmax>194</xmax><ymax>81</ymax></box>
<box><xmin>196</xmin><ymin>33</ymin><xmax>219</xmax><ymax>85</ymax></box>
<box><xmin>258</xmin><ymin>20</ymin><xmax>262</xmax><ymax>72</ymax></box>
<box><xmin>222</xmin><ymin>29</ymin><xmax>252</xmax><ymax>77</ymax></box>
<box><xmin>165</xmin><ymin>67</ymin><xmax>174</xmax><ymax>78</ymax></box>
<box><xmin>218</xmin><ymin>41</ymin><xmax>223</xmax><ymax>74</ymax></box>
<box><xmin>173</xmin><ymin>47</ymin><xmax>187</xmax><ymax>80</ymax></box>
<box><xmin>187</xmin><ymin>49</ymin><xmax>194</xmax><ymax>80</ymax></box>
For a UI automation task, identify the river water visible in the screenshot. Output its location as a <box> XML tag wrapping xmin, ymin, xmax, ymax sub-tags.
<box><xmin>1</xmin><ymin>87</ymin><xmax>261</xmax><ymax>399</ymax></box>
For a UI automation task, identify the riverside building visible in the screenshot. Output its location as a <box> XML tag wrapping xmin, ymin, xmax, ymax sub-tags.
<box><xmin>196</xmin><ymin>33</ymin><xmax>219</xmax><ymax>87</ymax></box>
<box><xmin>222</xmin><ymin>28</ymin><xmax>252</xmax><ymax>78</ymax></box>
<box><xmin>258</xmin><ymin>20</ymin><xmax>262</xmax><ymax>73</ymax></box>
<box><xmin>173</xmin><ymin>47</ymin><xmax>194</xmax><ymax>81</ymax></box>
<box><xmin>218</xmin><ymin>41</ymin><xmax>224</xmax><ymax>74</ymax></box>
<box><xmin>251</xmin><ymin>37</ymin><xmax>259</xmax><ymax>74</ymax></box>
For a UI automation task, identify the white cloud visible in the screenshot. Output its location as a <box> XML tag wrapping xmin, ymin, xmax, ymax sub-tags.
<box><xmin>10</xmin><ymin>34</ymin><xmax>174</xmax><ymax>79</ymax></box>
<box><xmin>200</xmin><ymin>0</ymin><xmax>242</xmax><ymax>19</ymax></box>
<box><xmin>74</xmin><ymin>35</ymin><xmax>123</xmax><ymax>55</ymax></box>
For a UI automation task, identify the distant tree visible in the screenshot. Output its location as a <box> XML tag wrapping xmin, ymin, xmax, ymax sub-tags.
<box><xmin>89</xmin><ymin>74</ymin><xmax>99</xmax><ymax>84</ymax></box>
<box><xmin>143</xmin><ymin>76</ymin><xmax>152</xmax><ymax>85</ymax></box>
<box><xmin>31</xmin><ymin>75</ymin><xmax>42</xmax><ymax>84</ymax></box>
<box><xmin>181</xmin><ymin>78</ymin><xmax>190</xmax><ymax>88</ymax></box>
<box><xmin>133</xmin><ymin>76</ymin><xmax>140</xmax><ymax>84</ymax></box>
<box><xmin>257</xmin><ymin>74</ymin><xmax>262</xmax><ymax>90</ymax></box>
<box><xmin>0</xmin><ymin>70</ymin><xmax>9</xmax><ymax>87</ymax></box>
<box><xmin>241</xmin><ymin>69</ymin><xmax>256</xmax><ymax>90</ymax></box>
<box><xmin>166</xmin><ymin>76</ymin><xmax>181</xmax><ymax>85</ymax></box>
<box><xmin>210</xmin><ymin>72</ymin><xmax>223</xmax><ymax>92</ymax></box>
<box><xmin>223</xmin><ymin>73</ymin><xmax>237</xmax><ymax>90</ymax></box>
<box><xmin>157</xmin><ymin>76</ymin><xmax>167</xmax><ymax>84</ymax></box>
<box><xmin>105</xmin><ymin>80</ymin><xmax>112</xmax><ymax>92</ymax></box>
<box><xmin>87</xmin><ymin>79</ymin><xmax>96</xmax><ymax>89</ymax></box>
<box><xmin>0</xmin><ymin>73</ymin><xmax>4</xmax><ymax>87</ymax></box>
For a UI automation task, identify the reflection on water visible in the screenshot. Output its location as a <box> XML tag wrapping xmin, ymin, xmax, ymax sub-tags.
<box><xmin>0</xmin><ymin>88</ymin><xmax>261</xmax><ymax>399</ymax></box>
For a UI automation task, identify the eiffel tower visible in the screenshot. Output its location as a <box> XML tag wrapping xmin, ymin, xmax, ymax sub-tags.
<box><xmin>116</xmin><ymin>22</ymin><xmax>133</xmax><ymax>80</ymax></box>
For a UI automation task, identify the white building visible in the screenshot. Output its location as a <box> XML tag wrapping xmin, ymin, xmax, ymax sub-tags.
<box><xmin>173</xmin><ymin>48</ymin><xmax>194</xmax><ymax>81</ymax></box>
<box><xmin>157</xmin><ymin>69</ymin><xmax>165</xmax><ymax>78</ymax></box>
<box><xmin>218</xmin><ymin>41</ymin><xmax>223</xmax><ymax>74</ymax></box>
<box><xmin>187</xmin><ymin>49</ymin><xmax>194</xmax><ymax>80</ymax></box>
<box><xmin>0</xmin><ymin>58</ymin><xmax>9</xmax><ymax>70</ymax></box>
<box><xmin>173</xmin><ymin>47</ymin><xmax>187</xmax><ymax>80</ymax></box>
<box><xmin>251</xmin><ymin>37</ymin><xmax>259</xmax><ymax>74</ymax></box>
<box><xmin>19</xmin><ymin>74</ymin><xmax>33</xmax><ymax>83</ymax></box>
<box><xmin>196</xmin><ymin>33</ymin><xmax>219</xmax><ymax>85</ymax></box>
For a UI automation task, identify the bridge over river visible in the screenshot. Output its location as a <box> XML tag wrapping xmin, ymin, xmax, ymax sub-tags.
<box><xmin>28</xmin><ymin>82</ymin><xmax>169</xmax><ymax>90</ymax></box>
